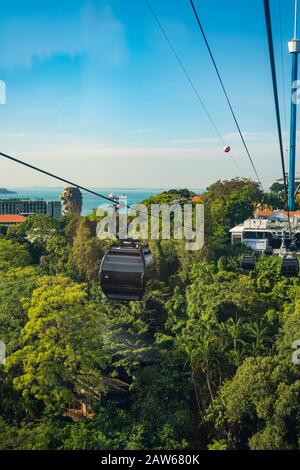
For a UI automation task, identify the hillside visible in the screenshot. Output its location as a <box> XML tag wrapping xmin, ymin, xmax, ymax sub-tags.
<box><xmin>0</xmin><ymin>178</ymin><xmax>299</xmax><ymax>450</ymax></box>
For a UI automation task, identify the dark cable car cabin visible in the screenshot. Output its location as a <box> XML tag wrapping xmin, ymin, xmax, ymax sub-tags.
<box><xmin>99</xmin><ymin>239</ymin><xmax>155</xmax><ymax>301</ymax></box>
<box><xmin>289</xmin><ymin>241</ymin><xmax>297</xmax><ymax>253</ymax></box>
<box><xmin>242</xmin><ymin>254</ymin><xmax>255</xmax><ymax>272</ymax></box>
<box><xmin>280</xmin><ymin>256</ymin><xmax>299</xmax><ymax>278</ymax></box>
<box><xmin>264</xmin><ymin>245</ymin><xmax>273</xmax><ymax>256</ymax></box>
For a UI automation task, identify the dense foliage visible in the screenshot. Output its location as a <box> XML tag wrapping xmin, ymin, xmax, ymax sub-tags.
<box><xmin>0</xmin><ymin>179</ymin><xmax>299</xmax><ymax>450</ymax></box>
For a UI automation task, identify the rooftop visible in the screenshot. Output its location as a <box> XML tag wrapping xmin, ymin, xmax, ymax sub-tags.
<box><xmin>0</xmin><ymin>214</ymin><xmax>27</xmax><ymax>224</ymax></box>
<box><xmin>254</xmin><ymin>209</ymin><xmax>300</xmax><ymax>218</ymax></box>
<box><xmin>192</xmin><ymin>195</ymin><xmax>203</xmax><ymax>203</ymax></box>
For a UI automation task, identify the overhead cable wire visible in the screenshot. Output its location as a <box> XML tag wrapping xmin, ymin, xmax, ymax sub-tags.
<box><xmin>263</xmin><ymin>0</ymin><xmax>289</xmax><ymax>207</ymax></box>
<box><xmin>263</xmin><ymin>0</ymin><xmax>292</xmax><ymax>241</ymax></box>
<box><xmin>0</xmin><ymin>150</ymin><xmax>120</xmax><ymax>205</ymax></box>
<box><xmin>145</xmin><ymin>0</ymin><xmax>225</xmax><ymax>145</ymax></box>
<box><xmin>0</xmin><ymin>150</ymin><xmax>197</xmax><ymax>233</ymax></box>
<box><xmin>227</xmin><ymin>151</ymin><xmax>243</xmax><ymax>176</ymax></box>
<box><xmin>278</xmin><ymin>0</ymin><xmax>289</xmax><ymax>157</ymax></box>
<box><xmin>146</xmin><ymin>0</ymin><xmax>244</xmax><ymax>177</ymax></box>
<box><xmin>189</xmin><ymin>0</ymin><xmax>263</xmax><ymax>187</ymax></box>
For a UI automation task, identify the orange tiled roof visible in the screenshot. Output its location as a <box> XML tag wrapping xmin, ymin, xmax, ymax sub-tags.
<box><xmin>253</xmin><ymin>210</ymin><xmax>274</xmax><ymax>217</ymax></box>
<box><xmin>254</xmin><ymin>210</ymin><xmax>300</xmax><ymax>217</ymax></box>
<box><xmin>0</xmin><ymin>214</ymin><xmax>26</xmax><ymax>223</ymax></box>
<box><xmin>192</xmin><ymin>195</ymin><xmax>203</xmax><ymax>203</ymax></box>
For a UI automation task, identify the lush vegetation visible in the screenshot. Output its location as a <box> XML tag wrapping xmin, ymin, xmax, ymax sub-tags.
<box><xmin>0</xmin><ymin>178</ymin><xmax>299</xmax><ymax>450</ymax></box>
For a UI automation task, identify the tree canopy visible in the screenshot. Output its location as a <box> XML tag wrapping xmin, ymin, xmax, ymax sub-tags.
<box><xmin>0</xmin><ymin>178</ymin><xmax>299</xmax><ymax>450</ymax></box>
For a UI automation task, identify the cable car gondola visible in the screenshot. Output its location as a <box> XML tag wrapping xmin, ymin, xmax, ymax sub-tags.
<box><xmin>280</xmin><ymin>256</ymin><xmax>299</xmax><ymax>278</ymax></box>
<box><xmin>289</xmin><ymin>241</ymin><xmax>297</xmax><ymax>253</ymax></box>
<box><xmin>99</xmin><ymin>239</ymin><xmax>155</xmax><ymax>301</ymax></box>
<box><xmin>241</xmin><ymin>254</ymin><xmax>255</xmax><ymax>272</ymax></box>
<box><xmin>264</xmin><ymin>245</ymin><xmax>273</xmax><ymax>256</ymax></box>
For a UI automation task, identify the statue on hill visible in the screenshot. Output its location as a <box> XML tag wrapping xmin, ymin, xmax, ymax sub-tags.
<box><xmin>61</xmin><ymin>187</ymin><xmax>82</xmax><ymax>215</ymax></box>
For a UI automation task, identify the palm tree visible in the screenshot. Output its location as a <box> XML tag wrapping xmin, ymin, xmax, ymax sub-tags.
<box><xmin>246</xmin><ymin>319</ymin><xmax>273</xmax><ymax>356</ymax></box>
<box><xmin>224</xmin><ymin>317</ymin><xmax>248</xmax><ymax>367</ymax></box>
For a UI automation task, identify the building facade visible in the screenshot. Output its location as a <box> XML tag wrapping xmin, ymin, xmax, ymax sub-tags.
<box><xmin>230</xmin><ymin>210</ymin><xmax>300</xmax><ymax>253</ymax></box>
<box><xmin>46</xmin><ymin>201</ymin><xmax>62</xmax><ymax>218</ymax></box>
<box><xmin>0</xmin><ymin>200</ymin><xmax>61</xmax><ymax>218</ymax></box>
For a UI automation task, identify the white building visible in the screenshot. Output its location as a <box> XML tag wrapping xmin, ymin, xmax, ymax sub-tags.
<box><xmin>46</xmin><ymin>201</ymin><xmax>61</xmax><ymax>218</ymax></box>
<box><xmin>230</xmin><ymin>210</ymin><xmax>300</xmax><ymax>253</ymax></box>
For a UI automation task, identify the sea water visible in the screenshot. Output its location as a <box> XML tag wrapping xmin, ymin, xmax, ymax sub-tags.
<box><xmin>1</xmin><ymin>187</ymin><xmax>163</xmax><ymax>216</ymax></box>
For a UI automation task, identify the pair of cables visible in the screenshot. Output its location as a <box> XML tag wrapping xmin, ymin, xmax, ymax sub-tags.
<box><xmin>146</xmin><ymin>0</ymin><xmax>262</xmax><ymax>186</ymax></box>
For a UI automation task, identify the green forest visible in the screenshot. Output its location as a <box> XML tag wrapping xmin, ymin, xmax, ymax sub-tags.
<box><xmin>0</xmin><ymin>178</ymin><xmax>300</xmax><ymax>450</ymax></box>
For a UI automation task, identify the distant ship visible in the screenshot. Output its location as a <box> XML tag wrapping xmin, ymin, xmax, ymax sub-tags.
<box><xmin>108</xmin><ymin>193</ymin><xmax>128</xmax><ymax>207</ymax></box>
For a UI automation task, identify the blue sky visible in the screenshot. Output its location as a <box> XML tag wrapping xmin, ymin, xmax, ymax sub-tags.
<box><xmin>0</xmin><ymin>0</ymin><xmax>297</xmax><ymax>188</ymax></box>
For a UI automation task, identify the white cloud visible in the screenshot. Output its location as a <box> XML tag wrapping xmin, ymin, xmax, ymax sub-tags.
<box><xmin>224</xmin><ymin>131</ymin><xmax>283</xmax><ymax>142</ymax></box>
<box><xmin>0</xmin><ymin>130</ymin><xmax>293</xmax><ymax>188</ymax></box>
<box><xmin>162</xmin><ymin>137</ymin><xmax>219</xmax><ymax>145</ymax></box>
<box><xmin>0</xmin><ymin>5</ymin><xmax>129</xmax><ymax>68</ymax></box>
